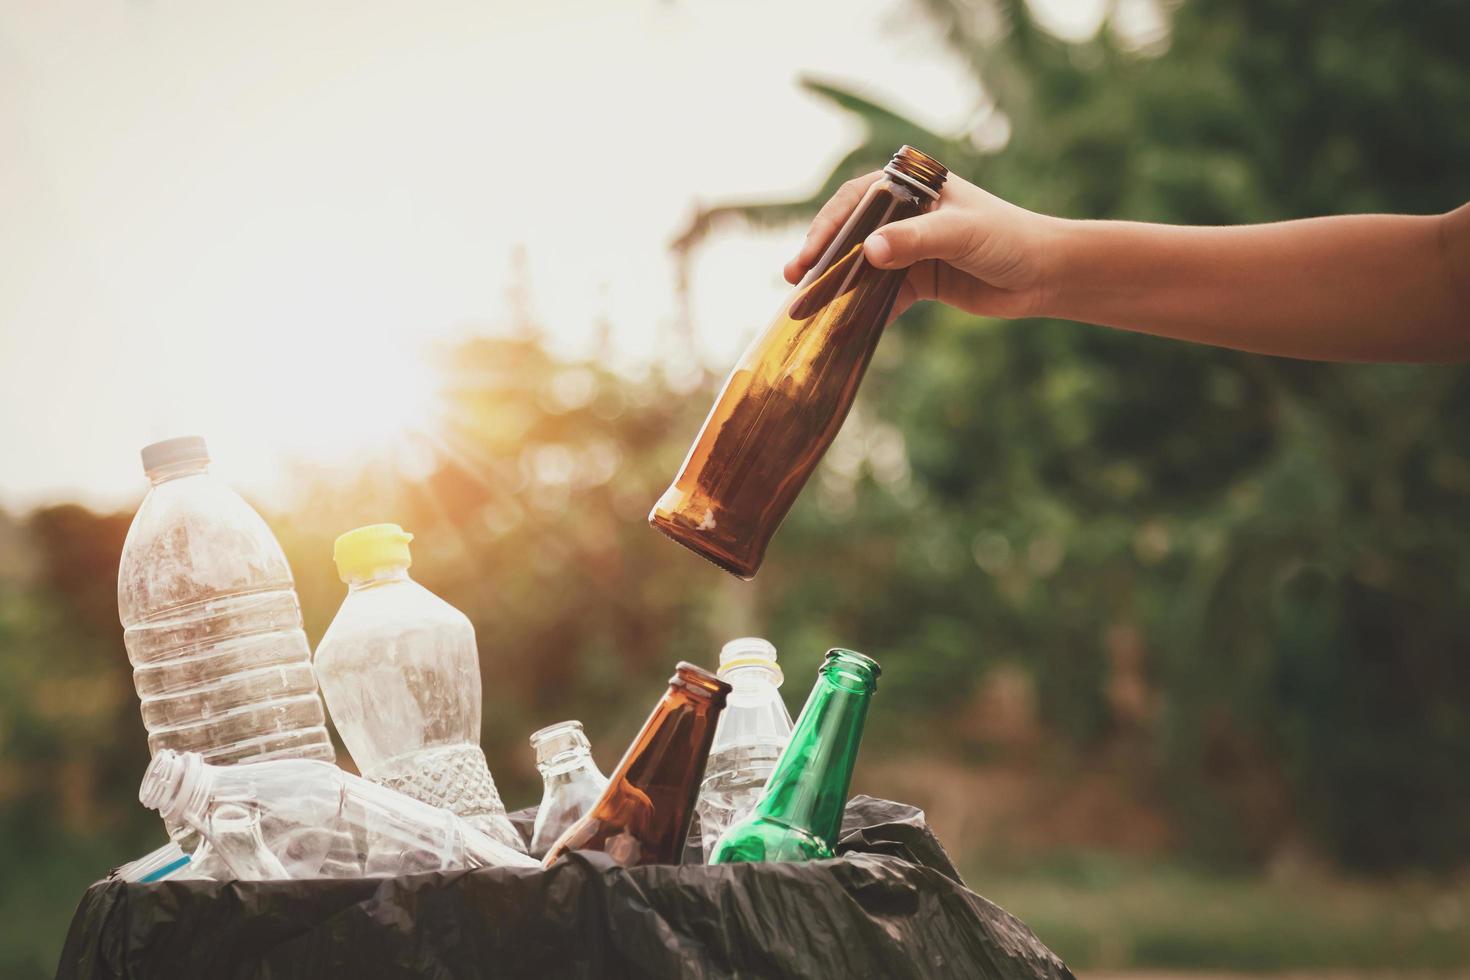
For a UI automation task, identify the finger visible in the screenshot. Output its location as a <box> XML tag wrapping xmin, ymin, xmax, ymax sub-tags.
<box><xmin>888</xmin><ymin>278</ymin><xmax>921</xmax><ymax>323</ymax></box>
<box><xmin>789</xmin><ymin>171</ymin><xmax>884</xmax><ymax>275</ymax></box>
<box><xmin>864</xmin><ymin>210</ymin><xmax>979</xmax><ymax>270</ymax></box>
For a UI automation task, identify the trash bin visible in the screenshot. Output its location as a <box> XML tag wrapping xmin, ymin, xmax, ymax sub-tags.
<box><xmin>55</xmin><ymin>796</ymin><xmax>1073</xmax><ymax>980</ymax></box>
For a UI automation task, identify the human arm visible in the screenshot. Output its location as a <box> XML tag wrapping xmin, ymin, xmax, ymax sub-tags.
<box><xmin>786</xmin><ymin>173</ymin><xmax>1470</xmax><ymax>363</ymax></box>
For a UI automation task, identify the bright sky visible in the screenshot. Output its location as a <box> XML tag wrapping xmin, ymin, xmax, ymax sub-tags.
<box><xmin>0</xmin><ymin>0</ymin><xmax>1099</xmax><ymax>509</ymax></box>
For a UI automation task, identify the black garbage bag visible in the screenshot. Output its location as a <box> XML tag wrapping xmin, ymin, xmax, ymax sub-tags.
<box><xmin>56</xmin><ymin>795</ymin><xmax>1072</xmax><ymax>980</ymax></box>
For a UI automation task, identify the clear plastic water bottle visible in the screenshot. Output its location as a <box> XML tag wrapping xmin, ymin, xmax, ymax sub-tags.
<box><xmin>528</xmin><ymin>720</ymin><xmax>608</xmax><ymax>858</ymax></box>
<box><xmin>314</xmin><ymin>524</ymin><xmax>525</xmax><ymax>854</ymax></box>
<box><xmin>139</xmin><ymin>749</ymin><xmax>538</xmax><ymax>878</ymax></box>
<box><xmin>694</xmin><ymin>637</ymin><xmax>794</xmax><ymax>859</ymax></box>
<box><xmin>118</xmin><ymin>436</ymin><xmax>334</xmax><ymax>768</ymax></box>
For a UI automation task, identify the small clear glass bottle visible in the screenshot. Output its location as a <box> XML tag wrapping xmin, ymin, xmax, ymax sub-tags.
<box><xmin>528</xmin><ymin>720</ymin><xmax>608</xmax><ymax>859</ymax></box>
<box><xmin>187</xmin><ymin>798</ymin><xmax>290</xmax><ymax>881</ymax></box>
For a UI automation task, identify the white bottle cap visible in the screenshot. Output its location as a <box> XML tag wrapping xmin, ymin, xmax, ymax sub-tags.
<box><xmin>717</xmin><ymin>637</ymin><xmax>782</xmax><ymax>683</ymax></box>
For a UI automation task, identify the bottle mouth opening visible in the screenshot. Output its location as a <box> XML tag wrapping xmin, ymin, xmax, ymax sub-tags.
<box><xmin>671</xmin><ymin>661</ymin><xmax>733</xmax><ymax>700</ymax></box>
<box><xmin>208</xmin><ymin>800</ymin><xmax>260</xmax><ymax>834</ymax></box>
<box><xmin>139</xmin><ymin>749</ymin><xmax>192</xmax><ymax>817</ymax></box>
<box><xmin>720</xmin><ymin>661</ymin><xmax>784</xmax><ymax>688</ymax></box>
<box><xmin>717</xmin><ymin>637</ymin><xmax>782</xmax><ymax>683</ymax></box>
<box><xmin>530</xmin><ymin>720</ymin><xmax>593</xmax><ymax>766</ymax></box>
<box><xmin>530</xmin><ymin>719</ymin><xmax>585</xmax><ymax>744</ymax></box>
<box><xmin>718</xmin><ymin>637</ymin><xmax>777</xmax><ymax>665</ymax></box>
<box><xmin>821</xmin><ymin>648</ymin><xmax>881</xmax><ymax>692</ymax></box>
<box><xmin>886</xmin><ymin>146</ymin><xmax>948</xmax><ymax>197</ymax></box>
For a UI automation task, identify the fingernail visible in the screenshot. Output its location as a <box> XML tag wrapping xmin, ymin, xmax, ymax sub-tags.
<box><xmin>865</xmin><ymin>233</ymin><xmax>891</xmax><ymax>265</ymax></box>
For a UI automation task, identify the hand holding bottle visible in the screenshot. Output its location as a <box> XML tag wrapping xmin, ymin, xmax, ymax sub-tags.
<box><xmin>651</xmin><ymin>147</ymin><xmax>950</xmax><ymax>578</ymax></box>
<box><xmin>785</xmin><ymin>170</ymin><xmax>1057</xmax><ymax>322</ymax></box>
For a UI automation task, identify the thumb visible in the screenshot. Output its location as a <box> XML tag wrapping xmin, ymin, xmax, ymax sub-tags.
<box><xmin>864</xmin><ymin>210</ymin><xmax>976</xmax><ymax>270</ymax></box>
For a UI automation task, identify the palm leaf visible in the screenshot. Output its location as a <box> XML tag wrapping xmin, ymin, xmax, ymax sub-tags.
<box><xmin>671</xmin><ymin>79</ymin><xmax>966</xmax><ymax>254</ymax></box>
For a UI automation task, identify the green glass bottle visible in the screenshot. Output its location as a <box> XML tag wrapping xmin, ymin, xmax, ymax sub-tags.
<box><xmin>708</xmin><ymin>648</ymin><xmax>880</xmax><ymax>864</ymax></box>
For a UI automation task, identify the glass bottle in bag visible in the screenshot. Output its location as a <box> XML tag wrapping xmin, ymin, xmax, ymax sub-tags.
<box><xmin>186</xmin><ymin>799</ymin><xmax>290</xmax><ymax>881</ymax></box>
<box><xmin>710</xmin><ymin>648</ymin><xmax>880</xmax><ymax>864</ymax></box>
<box><xmin>541</xmin><ymin>663</ymin><xmax>730</xmax><ymax>868</ymax></box>
<box><xmin>313</xmin><ymin>524</ymin><xmax>525</xmax><ymax>854</ymax></box>
<box><xmin>694</xmin><ymin>637</ymin><xmax>793</xmax><ymax>859</ymax></box>
<box><xmin>528</xmin><ymin>720</ymin><xmax>608</xmax><ymax>859</ymax></box>
<box><xmin>118</xmin><ymin>436</ymin><xmax>334</xmax><ymax>773</ymax></box>
<box><xmin>650</xmin><ymin>147</ymin><xmax>948</xmax><ymax>578</ymax></box>
<box><xmin>139</xmin><ymin>749</ymin><xmax>539</xmax><ymax>878</ymax></box>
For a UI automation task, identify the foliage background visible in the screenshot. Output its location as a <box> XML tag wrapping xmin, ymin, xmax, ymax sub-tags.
<box><xmin>3</xmin><ymin>0</ymin><xmax>1469</xmax><ymax>975</ymax></box>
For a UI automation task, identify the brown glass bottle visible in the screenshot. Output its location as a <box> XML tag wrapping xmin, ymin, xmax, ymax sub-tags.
<box><xmin>650</xmin><ymin>146</ymin><xmax>949</xmax><ymax>579</ymax></box>
<box><xmin>541</xmin><ymin>662</ymin><xmax>731</xmax><ymax>867</ymax></box>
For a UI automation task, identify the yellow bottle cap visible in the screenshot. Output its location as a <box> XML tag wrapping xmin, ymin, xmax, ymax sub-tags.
<box><xmin>333</xmin><ymin>523</ymin><xmax>414</xmax><ymax>582</ymax></box>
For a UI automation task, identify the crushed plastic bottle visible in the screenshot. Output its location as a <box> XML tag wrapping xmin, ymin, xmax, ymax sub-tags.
<box><xmin>314</xmin><ymin>524</ymin><xmax>524</xmax><ymax>854</ymax></box>
<box><xmin>694</xmin><ymin>637</ymin><xmax>794</xmax><ymax>859</ymax></box>
<box><xmin>528</xmin><ymin>720</ymin><xmax>608</xmax><ymax>858</ymax></box>
<box><xmin>117</xmin><ymin>436</ymin><xmax>334</xmax><ymax>772</ymax></box>
<box><xmin>139</xmin><ymin>749</ymin><xmax>539</xmax><ymax>879</ymax></box>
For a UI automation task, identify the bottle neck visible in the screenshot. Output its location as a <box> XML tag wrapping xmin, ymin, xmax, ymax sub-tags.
<box><xmin>139</xmin><ymin>750</ymin><xmax>214</xmax><ymax>829</ymax></box>
<box><xmin>720</xmin><ymin>663</ymin><xmax>782</xmax><ymax>703</ymax></box>
<box><xmin>146</xmin><ymin>459</ymin><xmax>211</xmax><ymax>486</ymax></box>
<box><xmin>537</xmin><ymin>747</ymin><xmax>599</xmax><ymax>779</ymax></box>
<box><xmin>540</xmin><ymin>757</ymin><xmax>603</xmax><ymax>791</ymax></box>
<box><xmin>531</xmin><ymin>720</ymin><xmax>595</xmax><ymax>775</ymax></box>
<box><xmin>346</xmin><ymin>564</ymin><xmax>413</xmax><ymax>590</ymax></box>
<box><xmin>751</xmin><ymin>666</ymin><xmax>873</xmax><ymax>845</ymax></box>
<box><xmin>612</xmin><ymin>686</ymin><xmax>723</xmax><ymax>794</ymax></box>
<box><xmin>796</xmin><ymin>147</ymin><xmax>945</xmax><ymax>293</ymax></box>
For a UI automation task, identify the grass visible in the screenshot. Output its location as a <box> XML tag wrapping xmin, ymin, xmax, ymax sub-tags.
<box><xmin>964</xmin><ymin>852</ymin><xmax>1470</xmax><ymax>973</ymax></box>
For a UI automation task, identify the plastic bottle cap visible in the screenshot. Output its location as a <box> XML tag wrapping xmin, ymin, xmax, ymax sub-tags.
<box><xmin>140</xmin><ymin>435</ymin><xmax>210</xmax><ymax>475</ymax></box>
<box><xmin>333</xmin><ymin>524</ymin><xmax>414</xmax><ymax>582</ymax></box>
<box><xmin>717</xmin><ymin>637</ymin><xmax>782</xmax><ymax>681</ymax></box>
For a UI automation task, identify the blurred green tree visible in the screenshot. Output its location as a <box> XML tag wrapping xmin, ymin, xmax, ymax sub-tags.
<box><xmin>679</xmin><ymin>0</ymin><xmax>1470</xmax><ymax>868</ymax></box>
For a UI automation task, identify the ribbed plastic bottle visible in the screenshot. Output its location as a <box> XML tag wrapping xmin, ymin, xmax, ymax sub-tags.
<box><xmin>694</xmin><ymin>637</ymin><xmax>794</xmax><ymax>859</ymax></box>
<box><xmin>528</xmin><ymin>720</ymin><xmax>608</xmax><ymax>859</ymax></box>
<box><xmin>117</xmin><ymin>436</ymin><xmax>334</xmax><ymax>773</ymax></box>
<box><xmin>313</xmin><ymin>524</ymin><xmax>525</xmax><ymax>854</ymax></box>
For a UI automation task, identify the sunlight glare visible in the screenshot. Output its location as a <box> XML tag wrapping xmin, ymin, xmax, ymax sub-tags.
<box><xmin>272</xmin><ymin>330</ymin><xmax>445</xmax><ymax>483</ymax></box>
